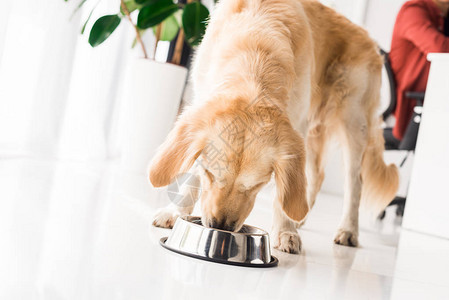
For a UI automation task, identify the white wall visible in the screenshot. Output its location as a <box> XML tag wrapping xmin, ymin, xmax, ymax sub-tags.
<box><xmin>364</xmin><ymin>0</ymin><xmax>406</xmax><ymax>51</ymax></box>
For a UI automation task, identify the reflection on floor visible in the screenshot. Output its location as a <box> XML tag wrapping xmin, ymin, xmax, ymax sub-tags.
<box><xmin>1</xmin><ymin>158</ymin><xmax>448</xmax><ymax>300</ymax></box>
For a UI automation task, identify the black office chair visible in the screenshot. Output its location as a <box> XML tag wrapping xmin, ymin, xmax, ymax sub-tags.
<box><xmin>379</xmin><ymin>49</ymin><xmax>425</xmax><ymax>218</ymax></box>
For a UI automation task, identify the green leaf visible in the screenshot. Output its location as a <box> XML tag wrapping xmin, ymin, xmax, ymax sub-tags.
<box><xmin>182</xmin><ymin>2</ymin><xmax>209</xmax><ymax>47</ymax></box>
<box><xmin>137</xmin><ymin>0</ymin><xmax>179</xmax><ymax>29</ymax></box>
<box><xmin>152</xmin><ymin>15</ymin><xmax>179</xmax><ymax>41</ymax></box>
<box><xmin>173</xmin><ymin>9</ymin><xmax>182</xmax><ymax>25</ymax></box>
<box><xmin>135</xmin><ymin>0</ymin><xmax>160</xmax><ymax>5</ymax></box>
<box><xmin>88</xmin><ymin>15</ymin><xmax>121</xmax><ymax>47</ymax></box>
<box><xmin>120</xmin><ymin>0</ymin><xmax>142</xmax><ymax>14</ymax></box>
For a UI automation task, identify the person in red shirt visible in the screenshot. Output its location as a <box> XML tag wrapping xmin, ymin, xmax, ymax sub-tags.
<box><xmin>389</xmin><ymin>0</ymin><xmax>449</xmax><ymax>141</ymax></box>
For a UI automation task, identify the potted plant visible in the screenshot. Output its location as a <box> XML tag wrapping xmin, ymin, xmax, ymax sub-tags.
<box><xmin>66</xmin><ymin>0</ymin><xmax>210</xmax><ymax>174</ymax></box>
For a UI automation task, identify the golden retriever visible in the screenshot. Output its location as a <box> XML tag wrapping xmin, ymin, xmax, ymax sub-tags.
<box><xmin>149</xmin><ymin>0</ymin><xmax>399</xmax><ymax>253</ymax></box>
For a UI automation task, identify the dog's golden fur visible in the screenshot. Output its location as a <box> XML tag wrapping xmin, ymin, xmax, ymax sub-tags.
<box><xmin>149</xmin><ymin>0</ymin><xmax>399</xmax><ymax>253</ymax></box>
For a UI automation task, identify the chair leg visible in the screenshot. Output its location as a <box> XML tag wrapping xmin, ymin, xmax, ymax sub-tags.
<box><xmin>396</xmin><ymin>203</ymin><xmax>405</xmax><ymax>216</ymax></box>
<box><xmin>389</xmin><ymin>196</ymin><xmax>406</xmax><ymax>207</ymax></box>
<box><xmin>378</xmin><ymin>196</ymin><xmax>407</xmax><ymax>220</ymax></box>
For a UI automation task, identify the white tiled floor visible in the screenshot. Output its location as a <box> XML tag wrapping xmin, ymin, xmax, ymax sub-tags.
<box><xmin>1</xmin><ymin>158</ymin><xmax>449</xmax><ymax>300</ymax></box>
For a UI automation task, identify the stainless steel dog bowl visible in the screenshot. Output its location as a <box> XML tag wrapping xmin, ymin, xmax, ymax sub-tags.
<box><xmin>160</xmin><ymin>216</ymin><xmax>278</xmax><ymax>267</ymax></box>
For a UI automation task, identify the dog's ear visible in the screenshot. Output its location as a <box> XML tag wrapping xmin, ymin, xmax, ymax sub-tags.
<box><xmin>273</xmin><ymin>124</ymin><xmax>309</xmax><ymax>222</ymax></box>
<box><xmin>149</xmin><ymin>111</ymin><xmax>206</xmax><ymax>187</ymax></box>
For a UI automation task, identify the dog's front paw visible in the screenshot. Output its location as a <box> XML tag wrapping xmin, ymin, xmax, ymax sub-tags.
<box><xmin>334</xmin><ymin>229</ymin><xmax>358</xmax><ymax>247</ymax></box>
<box><xmin>273</xmin><ymin>231</ymin><xmax>302</xmax><ymax>254</ymax></box>
<box><xmin>152</xmin><ymin>208</ymin><xmax>181</xmax><ymax>229</ymax></box>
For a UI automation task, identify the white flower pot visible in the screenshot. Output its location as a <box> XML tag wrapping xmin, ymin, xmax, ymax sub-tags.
<box><xmin>121</xmin><ymin>59</ymin><xmax>188</xmax><ymax>175</ymax></box>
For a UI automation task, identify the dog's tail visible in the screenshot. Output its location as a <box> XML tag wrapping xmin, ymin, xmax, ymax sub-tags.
<box><xmin>361</xmin><ymin>124</ymin><xmax>399</xmax><ymax>217</ymax></box>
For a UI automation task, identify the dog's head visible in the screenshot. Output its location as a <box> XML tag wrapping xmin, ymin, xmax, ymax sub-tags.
<box><xmin>149</xmin><ymin>99</ymin><xmax>308</xmax><ymax>231</ymax></box>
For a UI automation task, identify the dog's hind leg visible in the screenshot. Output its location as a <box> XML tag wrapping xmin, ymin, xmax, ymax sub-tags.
<box><xmin>333</xmin><ymin>108</ymin><xmax>368</xmax><ymax>247</ymax></box>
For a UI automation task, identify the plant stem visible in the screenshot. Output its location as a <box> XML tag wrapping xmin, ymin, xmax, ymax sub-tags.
<box><xmin>171</xmin><ymin>0</ymin><xmax>193</xmax><ymax>65</ymax></box>
<box><xmin>154</xmin><ymin>24</ymin><xmax>162</xmax><ymax>59</ymax></box>
<box><xmin>120</xmin><ymin>0</ymin><xmax>148</xmax><ymax>59</ymax></box>
<box><xmin>171</xmin><ymin>29</ymin><xmax>184</xmax><ymax>65</ymax></box>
